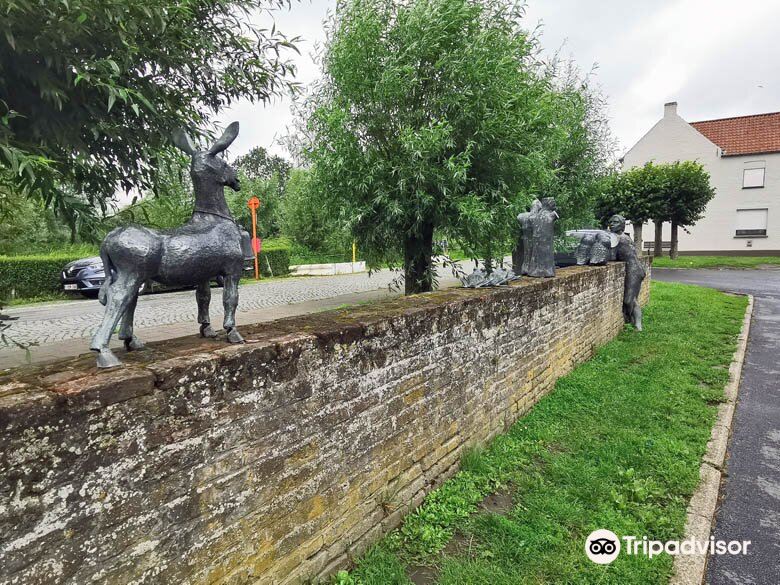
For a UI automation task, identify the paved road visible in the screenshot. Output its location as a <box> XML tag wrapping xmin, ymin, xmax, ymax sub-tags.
<box><xmin>653</xmin><ymin>268</ymin><xmax>780</xmax><ymax>585</ymax></box>
<box><xmin>1</xmin><ymin>267</ymin><xmax>467</xmax><ymax>369</ymax></box>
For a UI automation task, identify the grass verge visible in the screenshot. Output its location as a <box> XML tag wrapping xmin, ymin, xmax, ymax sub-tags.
<box><xmin>336</xmin><ymin>281</ymin><xmax>746</xmax><ymax>585</ymax></box>
<box><xmin>3</xmin><ymin>292</ymin><xmax>70</xmax><ymax>307</ymax></box>
<box><xmin>652</xmin><ymin>255</ymin><xmax>780</xmax><ymax>269</ymax></box>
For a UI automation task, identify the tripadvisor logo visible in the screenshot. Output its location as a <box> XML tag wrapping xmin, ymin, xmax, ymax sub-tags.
<box><xmin>585</xmin><ymin>529</ymin><xmax>752</xmax><ymax>565</ymax></box>
<box><xmin>585</xmin><ymin>529</ymin><xmax>621</xmax><ymax>564</ymax></box>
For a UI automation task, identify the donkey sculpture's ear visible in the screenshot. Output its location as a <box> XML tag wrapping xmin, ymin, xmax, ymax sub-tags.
<box><xmin>172</xmin><ymin>129</ymin><xmax>197</xmax><ymax>155</ymax></box>
<box><xmin>208</xmin><ymin>122</ymin><xmax>240</xmax><ymax>156</ymax></box>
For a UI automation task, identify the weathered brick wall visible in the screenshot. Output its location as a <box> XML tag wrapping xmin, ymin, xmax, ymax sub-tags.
<box><xmin>0</xmin><ymin>262</ymin><xmax>649</xmax><ymax>585</ymax></box>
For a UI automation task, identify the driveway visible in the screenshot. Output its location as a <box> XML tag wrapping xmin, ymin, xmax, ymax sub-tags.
<box><xmin>652</xmin><ymin>268</ymin><xmax>780</xmax><ymax>585</ymax></box>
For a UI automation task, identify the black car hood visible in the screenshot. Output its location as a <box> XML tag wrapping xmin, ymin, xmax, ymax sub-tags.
<box><xmin>64</xmin><ymin>256</ymin><xmax>102</xmax><ymax>269</ymax></box>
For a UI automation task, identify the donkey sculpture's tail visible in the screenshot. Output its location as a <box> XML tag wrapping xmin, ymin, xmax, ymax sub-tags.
<box><xmin>97</xmin><ymin>244</ymin><xmax>115</xmax><ymax>306</ymax></box>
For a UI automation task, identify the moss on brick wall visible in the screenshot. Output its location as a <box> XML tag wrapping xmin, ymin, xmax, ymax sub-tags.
<box><xmin>0</xmin><ymin>261</ymin><xmax>649</xmax><ymax>584</ymax></box>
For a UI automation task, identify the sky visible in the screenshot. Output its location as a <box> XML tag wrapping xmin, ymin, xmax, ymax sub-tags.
<box><xmin>216</xmin><ymin>0</ymin><xmax>780</xmax><ymax>161</ymax></box>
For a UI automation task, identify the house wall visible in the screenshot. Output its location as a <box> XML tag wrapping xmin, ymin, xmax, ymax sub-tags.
<box><xmin>0</xmin><ymin>262</ymin><xmax>648</xmax><ymax>585</ymax></box>
<box><xmin>622</xmin><ymin>103</ymin><xmax>780</xmax><ymax>254</ymax></box>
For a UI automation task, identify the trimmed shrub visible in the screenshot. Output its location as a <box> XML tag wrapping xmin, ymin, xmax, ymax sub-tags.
<box><xmin>256</xmin><ymin>239</ymin><xmax>291</xmax><ymax>277</ymax></box>
<box><xmin>0</xmin><ymin>240</ymin><xmax>291</xmax><ymax>300</ymax></box>
<box><xmin>0</xmin><ymin>254</ymin><xmax>85</xmax><ymax>299</ymax></box>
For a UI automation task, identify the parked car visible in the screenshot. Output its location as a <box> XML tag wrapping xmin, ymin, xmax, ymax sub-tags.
<box><xmin>60</xmin><ymin>257</ymin><xmax>107</xmax><ymax>298</ymax></box>
<box><xmin>60</xmin><ymin>256</ymin><xmax>232</xmax><ymax>298</ymax></box>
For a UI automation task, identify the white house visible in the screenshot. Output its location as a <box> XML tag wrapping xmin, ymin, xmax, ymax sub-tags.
<box><xmin>622</xmin><ymin>102</ymin><xmax>780</xmax><ymax>255</ymax></box>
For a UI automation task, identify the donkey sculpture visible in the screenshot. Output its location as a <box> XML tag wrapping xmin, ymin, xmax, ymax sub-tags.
<box><xmin>90</xmin><ymin>122</ymin><xmax>249</xmax><ymax>368</ymax></box>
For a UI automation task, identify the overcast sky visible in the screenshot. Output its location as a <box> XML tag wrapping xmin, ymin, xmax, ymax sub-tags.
<box><xmin>216</xmin><ymin>0</ymin><xmax>780</xmax><ymax>161</ymax></box>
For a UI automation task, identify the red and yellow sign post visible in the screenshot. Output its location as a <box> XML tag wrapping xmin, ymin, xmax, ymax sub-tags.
<box><xmin>247</xmin><ymin>196</ymin><xmax>261</xmax><ymax>280</ymax></box>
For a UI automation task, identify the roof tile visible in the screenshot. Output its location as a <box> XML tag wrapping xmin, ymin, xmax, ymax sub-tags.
<box><xmin>690</xmin><ymin>112</ymin><xmax>780</xmax><ymax>156</ymax></box>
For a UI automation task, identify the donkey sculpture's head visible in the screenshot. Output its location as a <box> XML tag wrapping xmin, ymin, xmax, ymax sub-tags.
<box><xmin>172</xmin><ymin>122</ymin><xmax>241</xmax><ymax>192</ymax></box>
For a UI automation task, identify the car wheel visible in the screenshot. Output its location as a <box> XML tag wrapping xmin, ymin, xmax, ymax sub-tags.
<box><xmin>215</xmin><ymin>275</ymin><xmax>225</xmax><ymax>287</ymax></box>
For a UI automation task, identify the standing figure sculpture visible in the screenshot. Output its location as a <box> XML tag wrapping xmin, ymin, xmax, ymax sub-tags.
<box><xmin>516</xmin><ymin>199</ymin><xmax>540</xmax><ymax>275</ymax></box>
<box><xmin>608</xmin><ymin>214</ymin><xmax>646</xmax><ymax>331</ymax></box>
<box><xmin>517</xmin><ymin>197</ymin><xmax>558</xmax><ymax>278</ymax></box>
<box><xmin>90</xmin><ymin>122</ymin><xmax>248</xmax><ymax>368</ymax></box>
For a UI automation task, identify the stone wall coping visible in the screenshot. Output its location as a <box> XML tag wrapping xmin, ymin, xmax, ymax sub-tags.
<box><xmin>0</xmin><ymin>264</ymin><xmax>616</xmax><ymax>417</ymax></box>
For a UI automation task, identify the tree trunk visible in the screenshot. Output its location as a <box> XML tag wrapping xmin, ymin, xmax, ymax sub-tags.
<box><xmin>632</xmin><ymin>222</ymin><xmax>643</xmax><ymax>253</ymax></box>
<box><xmin>670</xmin><ymin>221</ymin><xmax>679</xmax><ymax>259</ymax></box>
<box><xmin>404</xmin><ymin>221</ymin><xmax>435</xmax><ymax>295</ymax></box>
<box><xmin>653</xmin><ymin>220</ymin><xmax>663</xmax><ymax>257</ymax></box>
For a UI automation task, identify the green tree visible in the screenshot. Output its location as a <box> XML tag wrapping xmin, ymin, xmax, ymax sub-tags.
<box><xmin>280</xmin><ymin>168</ymin><xmax>351</xmax><ymax>254</ymax></box>
<box><xmin>110</xmin><ymin>156</ymin><xmax>194</xmax><ymax>230</ymax></box>
<box><xmin>110</xmin><ymin>149</ymin><xmax>293</xmax><ymax>240</ymax></box>
<box><xmin>302</xmin><ymin>0</ymin><xmax>607</xmax><ymax>293</ymax></box>
<box><xmin>596</xmin><ymin>162</ymin><xmax>667</xmax><ymax>251</ymax></box>
<box><xmin>0</xmin><ymin>194</ymin><xmax>70</xmax><ymax>254</ymax></box>
<box><xmin>234</xmin><ymin>147</ymin><xmax>292</xmax><ymax>188</ymax></box>
<box><xmin>597</xmin><ymin>161</ymin><xmax>714</xmax><ymax>256</ymax></box>
<box><xmin>0</xmin><ymin>0</ymin><xmax>299</xmax><ymax>220</ymax></box>
<box><xmin>538</xmin><ymin>58</ymin><xmax>617</xmax><ymax>234</ymax></box>
<box><xmin>230</xmin><ymin>146</ymin><xmax>293</xmax><ymax>238</ymax></box>
<box><xmin>226</xmin><ymin>173</ymin><xmax>283</xmax><ymax>238</ymax></box>
<box><xmin>664</xmin><ymin>161</ymin><xmax>715</xmax><ymax>259</ymax></box>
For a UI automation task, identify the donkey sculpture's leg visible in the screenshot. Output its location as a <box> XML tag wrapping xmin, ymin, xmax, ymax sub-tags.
<box><xmin>90</xmin><ymin>274</ymin><xmax>143</xmax><ymax>368</ymax></box>
<box><xmin>222</xmin><ymin>271</ymin><xmax>244</xmax><ymax>344</ymax></box>
<box><xmin>118</xmin><ymin>290</ymin><xmax>145</xmax><ymax>350</ymax></box>
<box><xmin>196</xmin><ymin>280</ymin><xmax>218</xmax><ymax>338</ymax></box>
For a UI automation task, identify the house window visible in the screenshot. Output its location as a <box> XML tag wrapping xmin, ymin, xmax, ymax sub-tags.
<box><xmin>742</xmin><ymin>166</ymin><xmax>765</xmax><ymax>188</ymax></box>
<box><xmin>735</xmin><ymin>208</ymin><xmax>768</xmax><ymax>237</ymax></box>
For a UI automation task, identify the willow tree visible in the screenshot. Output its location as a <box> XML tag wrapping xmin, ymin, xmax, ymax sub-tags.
<box><xmin>302</xmin><ymin>0</ymin><xmax>578</xmax><ymax>293</ymax></box>
<box><xmin>0</xmin><ymin>0</ymin><xmax>299</xmax><ymax>223</ymax></box>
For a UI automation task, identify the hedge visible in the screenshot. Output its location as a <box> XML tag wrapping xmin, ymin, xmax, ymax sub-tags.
<box><xmin>255</xmin><ymin>241</ymin><xmax>291</xmax><ymax>277</ymax></box>
<box><xmin>0</xmin><ymin>254</ymin><xmax>86</xmax><ymax>299</ymax></box>
<box><xmin>0</xmin><ymin>242</ymin><xmax>291</xmax><ymax>300</ymax></box>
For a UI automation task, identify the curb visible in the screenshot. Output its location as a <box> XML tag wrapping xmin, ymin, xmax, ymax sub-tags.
<box><xmin>670</xmin><ymin>294</ymin><xmax>754</xmax><ymax>585</ymax></box>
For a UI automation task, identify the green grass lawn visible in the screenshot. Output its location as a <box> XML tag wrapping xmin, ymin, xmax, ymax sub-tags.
<box><xmin>652</xmin><ymin>255</ymin><xmax>780</xmax><ymax>269</ymax></box>
<box><xmin>336</xmin><ymin>281</ymin><xmax>746</xmax><ymax>585</ymax></box>
<box><xmin>3</xmin><ymin>292</ymin><xmax>70</xmax><ymax>307</ymax></box>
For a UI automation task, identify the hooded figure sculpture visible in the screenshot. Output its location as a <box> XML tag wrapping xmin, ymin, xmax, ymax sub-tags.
<box><xmin>90</xmin><ymin>122</ymin><xmax>250</xmax><ymax>368</ymax></box>
<box><xmin>517</xmin><ymin>197</ymin><xmax>559</xmax><ymax>278</ymax></box>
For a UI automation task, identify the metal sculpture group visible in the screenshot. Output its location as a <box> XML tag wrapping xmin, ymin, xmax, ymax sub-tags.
<box><xmin>460</xmin><ymin>197</ymin><xmax>558</xmax><ymax>288</ymax></box>
<box><xmin>91</xmin><ymin>125</ymin><xmax>646</xmax><ymax>367</ymax></box>
<box><xmin>458</xmin><ymin>197</ymin><xmax>645</xmax><ymax>333</ymax></box>
<box><xmin>90</xmin><ymin>123</ymin><xmax>249</xmax><ymax>368</ymax></box>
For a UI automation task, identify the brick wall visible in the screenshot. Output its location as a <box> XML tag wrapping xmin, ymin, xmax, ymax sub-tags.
<box><xmin>0</xmin><ymin>262</ymin><xmax>649</xmax><ymax>585</ymax></box>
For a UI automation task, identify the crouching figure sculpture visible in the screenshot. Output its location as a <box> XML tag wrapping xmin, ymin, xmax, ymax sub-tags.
<box><xmin>567</xmin><ymin>214</ymin><xmax>646</xmax><ymax>331</ymax></box>
<box><xmin>608</xmin><ymin>214</ymin><xmax>646</xmax><ymax>331</ymax></box>
<box><xmin>90</xmin><ymin>122</ymin><xmax>248</xmax><ymax>368</ymax></box>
